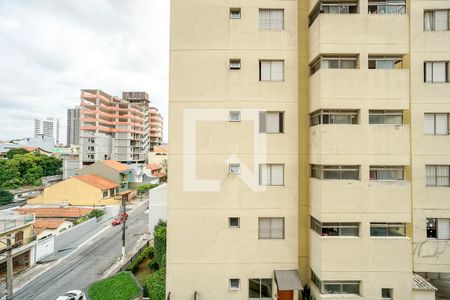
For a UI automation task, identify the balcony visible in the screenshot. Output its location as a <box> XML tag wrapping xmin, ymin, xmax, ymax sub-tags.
<box><xmin>309</xmin><ymin>14</ymin><xmax>408</xmax><ymax>59</ymax></box>
<box><xmin>310</xmin><ymin>69</ymin><xmax>409</xmax><ymax>111</ymax></box>
<box><xmin>310</xmin><ymin>178</ymin><xmax>411</xmax><ymax>219</ymax></box>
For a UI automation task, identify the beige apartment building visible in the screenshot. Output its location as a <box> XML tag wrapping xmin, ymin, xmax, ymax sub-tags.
<box><xmin>168</xmin><ymin>0</ymin><xmax>450</xmax><ymax>299</ymax></box>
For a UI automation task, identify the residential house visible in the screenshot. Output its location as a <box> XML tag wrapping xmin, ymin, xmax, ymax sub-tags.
<box><xmin>0</xmin><ymin>211</ymin><xmax>36</xmax><ymax>278</ymax></box>
<box><xmin>77</xmin><ymin>160</ymin><xmax>132</xmax><ymax>192</ymax></box>
<box><xmin>144</xmin><ymin>163</ymin><xmax>166</xmax><ymax>184</ymax></box>
<box><xmin>33</xmin><ymin>219</ymin><xmax>73</xmax><ymax>240</ymax></box>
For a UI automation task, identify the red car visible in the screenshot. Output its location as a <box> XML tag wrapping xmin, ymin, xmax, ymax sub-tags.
<box><xmin>119</xmin><ymin>212</ymin><xmax>128</xmax><ymax>220</ymax></box>
<box><xmin>112</xmin><ymin>217</ymin><xmax>121</xmax><ymax>226</ymax></box>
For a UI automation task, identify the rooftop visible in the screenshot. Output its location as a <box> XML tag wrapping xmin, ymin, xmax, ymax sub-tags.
<box><xmin>18</xmin><ymin>207</ymin><xmax>92</xmax><ymax>219</ymax></box>
<box><xmin>100</xmin><ymin>160</ymin><xmax>131</xmax><ymax>172</ymax></box>
<box><xmin>34</xmin><ymin>218</ymin><xmax>67</xmax><ymax>234</ymax></box>
<box><xmin>75</xmin><ymin>174</ymin><xmax>118</xmax><ymax>190</ymax></box>
<box><xmin>147</xmin><ymin>163</ymin><xmax>162</xmax><ymax>171</ymax></box>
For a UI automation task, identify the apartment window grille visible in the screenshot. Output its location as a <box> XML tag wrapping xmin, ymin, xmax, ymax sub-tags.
<box><xmin>228</xmin><ymin>217</ymin><xmax>240</xmax><ymax>228</ymax></box>
<box><xmin>311</xmin><ymin>165</ymin><xmax>360</xmax><ymax>180</ymax></box>
<box><xmin>229</xmin><ymin>59</ymin><xmax>241</xmax><ymax>70</ymax></box>
<box><xmin>311</xmin><ymin>216</ymin><xmax>359</xmax><ymax>237</ymax></box>
<box><xmin>368</xmin><ymin>0</ymin><xmax>406</xmax><ymax>14</ymax></box>
<box><xmin>259</xmin><ymin>112</ymin><xmax>284</xmax><ymax>133</ymax></box>
<box><xmin>370</xmin><ymin>222</ymin><xmax>406</xmax><ymax>237</ymax></box>
<box><xmin>259</xmin><ymin>164</ymin><xmax>284</xmax><ymax>186</ymax></box>
<box><xmin>368</xmin><ymin>56</ymin><xmax>403</xmax><ymax>69</ymax></box>
<box><xmin>249</xmin><ymin>278</ymin><xmax>273</xmax><ymax>299</ymax></box>
<box><xmin>229</xmin><ymin>279</ymin><xmax>241</xmax><ymax>290</ymax></box>
<box><xmin>425</xmin><ymin>165</ymin><xmax>450</xmax><ymax>186</ymax></box>
<box><xmin>369</xmin><ymin>166</ymin><xmax>404</xmax><ymax>181</ymax></box>
<box><xmin>258</xmin><ymin>217</ymin><xmax>285</xmax><ymax>239</ymax></box>
<box><xmin>310</xmin><ymin>55</ymin><xmax>358</xmax><ymax>75</ymax></box>
<box><xmin>310</xmin><ymin>110</ymin><xmax>358</xmax><ymax>126</ymax></box>
<box><xmin>382</xmin><ymin>288</ymin><xmax>393</xmax><ymax>300</ymax></box>
<box><xmin>259</xmin><ymin>9</ymin><xmax>284</xmax><ymax>30</ymax></box>
<box><xmin>308</xmin><ymin>0</ymin><xmax>358</xmax><ymax>26</ymax></box>
<box><xmin>424</xmin><ymin>10</ymin><xmax>449</xmax><ymax>31</ymax></box>
<box><xmin>229</xmin><ymin>164</ymin><xmax>241</xmax><ymax>174</ymax></box>
<box><xmin>424</xmin><ymin>62</ymin><xmax>449</xmax><ymax>83</ymax></box>
<box><xmin>369</xmin><ymin>110</ymin><xmax>403</xmax><ymax>124</ymax></box>
<box><xmin>427</xmin><ymin>218</ymin><xmax>450</xmax><ymax>240</ymax></box>
<box><xmin>230</xmin><ymin>8</ymin><xmax>241</xmax><ymax>19</ymax></box>
<box><xmin>259</xmin><ymin>60</ymin><xmax>284</xmax><ymax>81</ymax></box>
<box><xmin>229</xmin><ymin>111</ymin><xmax>241</xmax><ymax>122</ymax></box>
<box><xmin>424</xmin><ymin>113</ymin><xmax>449</xmax><ymax>135</ymax></box>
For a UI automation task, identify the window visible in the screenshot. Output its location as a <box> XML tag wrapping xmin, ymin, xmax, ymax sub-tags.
<box><xmin>369</xmin><ymin>166</ymin><xmax>404</xmax><ymax>181</ymax></box>
<box><xmin>229</xmin><ymin>111</ymin><xmax>241</xmax><ymax>122</ymax></box>
<box><xmin>311</xmin><ymin>270</ymin><xmax>322</xmax><ymax>291</ymax></box>
<box><xmin>88</xmin><ymin>146</ymin><xmax>95</xmax><ymax>151</ymax></box>
<box><xmin>229</xmin><ymin>164</ymin><xmax>241</xmax><ymax>174</ymax></box>
<box><xmin>311</xmin><ymin>165</ymin><xmax>360</xmax><ymax>180</ymax></box>
<box><xmin>382</xmin><ymin>288</ymin><xmax>393</xmax><ymax>300</ymax></box>
<box><xmin>424</xmin><ymin>62</ymin><xmax>449</xmax><ymax>83</ymax></box>
<box><xmin>230</xmin><ymin>8</ymin><xmax>241</xmax><ymax>19</ymax></box>
<box><xmin>309</xmin><ymin>0</ymin><xmax>359</xmax><ymax>26</ymax></box>
<box><xmin>427</xmin><ymin>218</ymin><xmax>450</xmax><ymax>240</ymax></box>
<box><xmin>14</xmin><ymin>231</ymin><xmax>24</xmax><ymax>245</ymax></box>
<box><xmin>310</xmin><ymin>55</ymin><xmax>358</xmax><ymax>75</ymax></box>
<box><xmin>368</xmin><ymin>0</ymin><xmax>406</xmax><ymax>14</ymax></box>
<box><xmin>323</xmin><ymin>282</ymin><xmax>360</xmax><ymax>295</ymax></box>
<box><xmin>249</xmin><ymin>278</ymin><xmax>272</xmax><ymax>299</ymax></box>
<box><xmin>370</xmin><ymin>223</ymin><xmax>406</xmax><ymax>237</ymax></box>
<box><xmin>424</xmin><ymin>10</ymin><xmax>449</xmax><ymax>31</ymax></box>
<box><xmin>88</xmin><ymin>154</ymin><xmax>94</xmax><ymax>159</ymax></box>
<box><xmin>425</xmin><ymin>165</ymin><xmax>450</xmax><ymax>186</ymax></box>
<box><xmin>369</xmin><ymin>110</ymin><xmax>403</xmax><ymax>124</ymax></box>
<box><xmin>259</xmin><ymin>9</ymin><xmax>284</xmax><ymax>30</ymax></box>
<box><xmin>311</xmin><ymin>217</ymin><xmax>359</xmax><ymax>237</ymax></box>
<box><xmin>229</xmin><ymin>217</ymin><xmax>240</xmax><ymax>228</ymax></box>
<box><xmin>229</xmin><ymin>59</ymin><xmax>241</xmax><ymax>70</ymax></box>
<box><xmin>310</xmin><ymin>110</ymin><xmax>358</xmax><ymax>126</ymax></box>
<box><xmin>259</xmin><ymin>217</ymin><xmax>285</xmax><ymax>239</ymax></box>
<box><xmin>424</xmin><ymin>113</ymin><xmax>448</xmax><ymax>135</ymax></box>
<box><xmin>369</xmin><ymin>56</ymin><xmax>403</xmax><ymax>69</ymax></box>
<box><xmin>102</xmin><ymin>191</ymin><xmax>109</xmax><ymax>198</ymax></box>
<box><xmin>259</xmin><ymin>112</ymin><xmax>284</xmax><ymax>133</ymax></box>
<box><xmin>259</xmin><ymin>164</ymin><xmax>284</xmax><ymax>186</ymax></box>
<box><xmin>88</xmin><ymin>138</ymin><xmax>95</xmax><ymax>143</ymax></box>
<box><xmin>229</xmin><ymin>278</ymin><xmax>240</xmax><ymax>290</ymax></box>
<box><xmin>259</xmin><ymin>60</ymin><xmax>284</xmax><ymax>81</ymax></box>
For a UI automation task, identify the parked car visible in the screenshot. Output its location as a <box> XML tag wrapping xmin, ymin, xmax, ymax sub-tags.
<box><xmin>112</xmin><ymin>217</ymin><xmax>121</xmax><ymax>226</ymax></box>
<box><xmin>119</xmin><ymin>212</ymin><xmax>128</xmax><ymax>220</ymax></box>
<box><xmin>55</xmin><ymin>290</ymin><xmax>84</xmax><ymax>300</ymax></box>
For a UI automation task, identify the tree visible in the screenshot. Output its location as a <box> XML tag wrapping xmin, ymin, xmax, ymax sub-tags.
<box><xmin>153</xmin><ymin>223</ymin><xmax>167</xmax><ymax>269</ymax></box>
<box><xmin>135</xmin><ymin>183</ymin><xmax>158</xmax><ymax>200</ymax></box>
<box><xmin>6</xmin><ymin>148</ymin><xmax>29</xmax><ymax>160</ymax></box>
<box><xmin>0</xmin><ymin>189</ymin><xmax>13</xmax><ymax>206</ymax></box>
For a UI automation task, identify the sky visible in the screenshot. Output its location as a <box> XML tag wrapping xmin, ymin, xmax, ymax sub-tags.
<box><xmin>0</xmin><ymin>0</ymin><xmax>170</xmax><ymax>143</ymax></box>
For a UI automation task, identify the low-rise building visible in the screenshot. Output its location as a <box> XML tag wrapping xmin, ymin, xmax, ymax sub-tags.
<box><xmin>0</xmin><ymin>211</ymin><xmax>36</xmax><ymax>278</ymax></box>
<box><xmin>27</xmin><ymin>174</ymin><xmax>121</xmax><ymax>206</ymax></box>
<box><xmin>144</xmin><ymin>163</ymin><xmax>166</xmax><ymax>184</ymax></box>
<box><xmin>77</xmin><ymin>160</ymin><xmax>133</xmax><ymax>191</ymax></box>
<box><xmin>33</xmin><ymin>218</ymin><xmax>73</xmax><ymax>240</ymax></box>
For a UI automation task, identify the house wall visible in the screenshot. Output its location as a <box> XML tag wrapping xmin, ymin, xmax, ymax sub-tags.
<box><xmin>0</xmin><ymin>224</ymin><xmax>35</xmax><ymax>252</ymax></box>
<box><xmin>77</xmin><ymin>163</ymin><xmax>121</xmax><ymax>184</ymax></box>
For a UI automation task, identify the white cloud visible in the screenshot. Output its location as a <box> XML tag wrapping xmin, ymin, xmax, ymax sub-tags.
<box><xmin>0</xmin><ymin>0</ymin><xmax>169</xmax><ymax>143</ymax></box>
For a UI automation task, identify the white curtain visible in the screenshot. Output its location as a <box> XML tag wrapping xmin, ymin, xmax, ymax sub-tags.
<box><xmin>259</xmin><ymin>164</ymin><xmax>270</xmax><ymax>185</ymax></box>
<box><xmin>432</xmin><ymin>62</ymin><xmax>446</xmax><ymax>83</ymax></box>
<box><xmin>259</xmin><ymin>218</ymin><xmax>271</xmax><ymax>238</ymax></box>
<box><xmin>424</xmin><ymin>11</ymin><xmax>433</xmax><ymax>31</ymax></box>
<box><xmin>271</xmin><ymin>218</ymin><xmax>285</xmax><ymax>239</ymax></box>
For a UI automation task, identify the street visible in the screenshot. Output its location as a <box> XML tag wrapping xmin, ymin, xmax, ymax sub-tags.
<box><xmin>13</xmin><ymin>200</ymin><xmax>149</xmax><ymax>300</ymax></box>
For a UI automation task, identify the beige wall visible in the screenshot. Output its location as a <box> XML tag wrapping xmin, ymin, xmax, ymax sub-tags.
<box><xmin>0</xmin><ymin>224</ymin><xmax>34</xmax><ymax>251</ymax></box>
<box><xmin>28</xmin><ymin>178</ymin><xmax>120</xmax><ymax>206</ymax></box>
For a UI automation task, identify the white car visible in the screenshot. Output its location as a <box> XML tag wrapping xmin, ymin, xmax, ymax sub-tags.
<box><xmin>55</xmin><ymin>290</ymin><xmax>84</xmax><ymax>300</ymax></box>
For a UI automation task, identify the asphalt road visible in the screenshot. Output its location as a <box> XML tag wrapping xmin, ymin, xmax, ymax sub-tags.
<box><xmin>14</xmin><ymin>200</ymin><xmax>149</xmax><ymax>300</ymax></box>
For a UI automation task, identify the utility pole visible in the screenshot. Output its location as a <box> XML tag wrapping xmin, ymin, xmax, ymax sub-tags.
<box><xmin>121</xmin><ymin>195</ymin><xmax>126</xmax><ymax>260</ymax></box>
<box><xmin>6</xmin><ymin>234</ymin><xmax>13</xmax><ymax>300</ymax></box>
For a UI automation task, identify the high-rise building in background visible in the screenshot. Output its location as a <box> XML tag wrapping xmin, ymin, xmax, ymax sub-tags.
<box><xmin>149</xmin><ymin>107</ymin><xmax>163</xmax><ymax>151</ymax></box>
<box><xmin>168</xmin><ymin>0</ymin><xmax>449</xmax><ymax>299</ymax></box>
<box><xmin>66</xmin><ymin>106</ymin><xmax>80</xmax><ymax>146</ymax></box>
<box><xmin>79</xmin><ymin>89</ymin><xmax>147</xmax><ymax>166</ymax></box>
<box><xmin>122</xmin><ymin>91</ymin><xmax>150</xmax><ymax>154</ymax></box>
<box><xmin>34</xmin><ymin>117</ymin><xmax>60</xmax><ymax>144</ymax></box>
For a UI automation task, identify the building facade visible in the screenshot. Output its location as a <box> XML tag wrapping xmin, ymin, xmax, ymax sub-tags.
<box><xmin>168</xmin><ymin>0</ymin><xmax>449</xmax><ymax>299</ymax></box>
<box><xmin>67</xmin><ymin>106</ymin><xmax>80</xmax><ymax>146</ymax></box>
<box><xmin>34</xmin><ymin>117</ymin><xmax>60</xmax><ymax>145</ymax></box>
<box><xmin>149</xmin><ymin>107</ymin><xmax>163</xmax><ymax>151</ymax></box>
<box><xmin>79</xmin><ymin>89</ymin><xmax>147</xmax><ymax>165</ymax></box>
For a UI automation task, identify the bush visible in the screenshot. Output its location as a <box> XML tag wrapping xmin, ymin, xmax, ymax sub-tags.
<box><xmin>126</xmin><ymin>247</ymin><xmax>154</xmax><ymax>273</ymax></box>
<box><xmin>154</xmin><ymin>225</ymin><xmax>167</xmax><ymax>269</ymax></box>
<box><xmin>88</xmin><ymin>209</ymin><xmax>105</xmax><ymax>219</ymax></box>
<box><xmin>147</xmin><ymin>268</ymin><xmax>165</xmax><ymax>300</ymax></box>
<box><xmin>0</xmin><ymin>190</ymin><xmax>13</xmax><ymax>206</ymax></box>
<box><xmin>147</xmin><ymin>258</ymin><xmax>159</xmax><ymax>271</ymax></box>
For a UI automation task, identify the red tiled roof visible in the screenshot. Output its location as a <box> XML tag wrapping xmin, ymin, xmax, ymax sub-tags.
<box><xmin>21</xmin><ymin>147</ymin><xmax>51</xmax><ymax>153</ymax></box>
<box><xmin>100</xmin><ymin>160</ymin><xmax>131</xmax><ymax>172</ymax></box>
<box><xmin>18</xmin><ymin>207</ymin><xmax>92</xmax><ymax>218</ymax></box>
<box><xmin>34</xmin><ymin>218</ymin><xmax>67</xmax><ymax>234</ymax></box>
<box><xmin>147</xmin><ymin>163</ymin><xmax>162</xmax><ymax>171</ymax></box>
<box><xmin>75</xmin><ymin>174</ymin><xmax>118</xmax><ymax>190</ymax></box>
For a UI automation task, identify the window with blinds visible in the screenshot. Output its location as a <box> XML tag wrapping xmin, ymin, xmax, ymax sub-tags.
<box><xmin>425</xmin><ymin>165</ymin><xmax>450</xmax><ymax>186</ymax></box>
<box><xmin>424</xmin><ymin>113</ymin><xmax>449</xmax><ymax>135</ymax></box>
<box><xmin>259</xmin><ymin>60</ymin><xmax>284</xmax><ymax>81</ymax></box>
<box><xmin>259</xmin><ymin>9</ymin><xmax>284</xmax><ymax>30</ymax></box>
<box><xmin>259</xmin><ymin>112</ymin><xmax>284</xmax><ymax>133</ymax></box>
<box><xmin>424</xmin><ymin>10</ymin><xmax>450</xmax><ymax>31</ymax></box>
<box><xmin>424</xmin><ymin>61</ymin><xmax>449</xmax><ymax>83</ymax></box>
<box><xmin>259</xmin><ymin>164</ymin><xmax>284</xmax><ymax>186</ymax></box>
<box><xmin>258</xmin><ymin>217</ymin><xmax>285</xmax><ymax>239</ymax></box>
<box><xmin>427</xmin><ymin>218</ymin><xmax>450</xmax><ymax>240</ymax></box>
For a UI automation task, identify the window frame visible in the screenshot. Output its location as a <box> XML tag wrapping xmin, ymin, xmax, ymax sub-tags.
<box><xmin>322</xmin><ymin>281</ymin><xmax>361</xmax><ymax>295</ymax></box>
<box><xmin>368</xmin><ymin>0</ymin><xmax>406</xmax><ymax>14</ymax></box>
<box><xmin>310</xmin><ymin>55</ymin><xmax>359</xmax><ymax>75</ymax></box>
<box><xmin>229</xmin><ymin>7</ymin><xmax>241</xmax><ymax>19</ymax></box>
<box><xmin>368</xmin><ymin>55</ymin><xmax>404</xmax><ymax>69</ymax></box>
<box><xmin>249</xmin><ymin>278</ymin><xmax>273</xmax><ymax>299</ymax></box>
<box><xmin>308</xmin><ymin>0</ymin><xmax>359</xmax><ymax>26</ymax></box>
<box><xmin>370</xmin><ymin>222</ymin><xmax>406</xmax><ymax>237</ymax></box>
<box><xmin>425</xmin><ymin>165</ymin><xmax>450</xmax><ymax>187</ymax></box>
<box><xmin>424</xmin><ymin>9</ymin><xmax>450</xmax><ymax>31</ymax></box>
<box><xmin>259</xmin><ymin>164</ymin><xmax>285</xmax><ymax>186</ymax></box>
<box><xmin>424</xmin><ymin>113</ymin><xmax>449</xmax><ymax>135</ymax></box>
<box><xmin>310</xmin><ymin>109</ymin><xmax>359</xmax><ymax>126</ymax></box>
<box><xmin>229</xmin><ymin>59</ymin><xmax>241</xmax><ymax>70</ymax></box>
<box><xmin>368</xmin><ymin>110</ymin><xmax>403</xmax><ymax>125</ymax></box>
<box><xmin>426</xmin><ymin>218</ymin><xmax>450</xmax><ymax>240</ymax></box>
<box><xmin>381</xmin><ymin>288</ymin><xmax>393</xmax><ymax>300</ymax></box>
<box><xmin>229</xmin><ymin>111</ymin><xmax>241</xmax><ymax>122</ymax></box>
<box><xmin>259</xmin><ymin>60</ymin><xmax>285</xmax><ymax>82</ymax></box>
<box><xmin>259</xmin><ymin>111</ymin><xmax>284</xmax><ymax>133</ymax></box>
<box><xmin>424</xmin><ymin>61</ymin><xmax>449</xmax><ymax>83</ymax></box>
<box><xmin>259</xmin><ymin>8</ymin><xmax>285</xmax><ymax>30</ymax></box>
<box><xmin>369</xmin><ymin>165</ymin><xmax>405</xmax><ymax>181</ymax></box>
<box><xmin>258</xmin><ymin>217</ymin><xmax>285</xmax><ymax>239</ymax></box>
<box><xmin>311</xmin><ymin>164</ymin><xmax>360</xmax><ymax>180</ymax></box>
<box><xmin>310</xmin><ymin>216</ymin><xmax>360</xmax><ymax>237</ymax></box>
<box><xmin>229</xmin><ymin>163</ymin><xmax>241</xmax><ymax>174</ymax></box>
<box><xmin>228</xmin><ymin>217</ymin><xmax>240</xmax><ymax>228</ymax></box>
<box><xmin>229</xmin><ymin>278</ymin><xmax>241</xmax><ymax>290</ymax></box>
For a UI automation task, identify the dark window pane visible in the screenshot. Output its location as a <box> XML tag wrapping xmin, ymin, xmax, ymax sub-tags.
<box><xmin>371</xmin><ymin>226</ymin><xmax>387</xmax><ymax>236</ymax></box>
<box><xmin>341</xmin><ymin>227</ymin><xmax>359</xmax><ymax>236</ymax></box>
<box><xmin>324</xmin><ymin>283</ymin><xmax>341</xmax><ymax>294</ymax></box>
<box><xmin>323</xmin><ymin>170</ymin><xmax>341</xmax><ymax>179</ymax></box>
<box><xmin>388</xmin><ymin>225</ymin><xmax>405</xmax><ymax>237</ymax></box>
<box><xmin>260</xmin><ymin>279</ymin><xmax>272</xmax><ymax>297</ymax></box>
<box><xmin>343</xmin><ymin>283</ymin><xmax>360</xmax><ymax>294</ymax></box>
<box><xmin>249</xmin><ymin>279</ymin><xmax>260</xmax><ymax>298</ymax></box>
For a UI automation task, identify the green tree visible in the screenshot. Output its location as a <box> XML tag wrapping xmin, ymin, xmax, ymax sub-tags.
<box><xmin>0</xmin><ymin>189</ymin><xmax>14</xmax><ymax>205</ymax></box>
<box><xmin>6</xmin><ymin>148</ymin><xmax>29</xmax><ymax>159</ymax></box>
<box><xmin>154</xmin><ymin>223</ymin><xmax>167</xmax><ymax>269</ymax></box>
<box><xmin>24</xmin><ymin>165</ymin><xmax>44</xmax><ymax>186</ymax></box>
